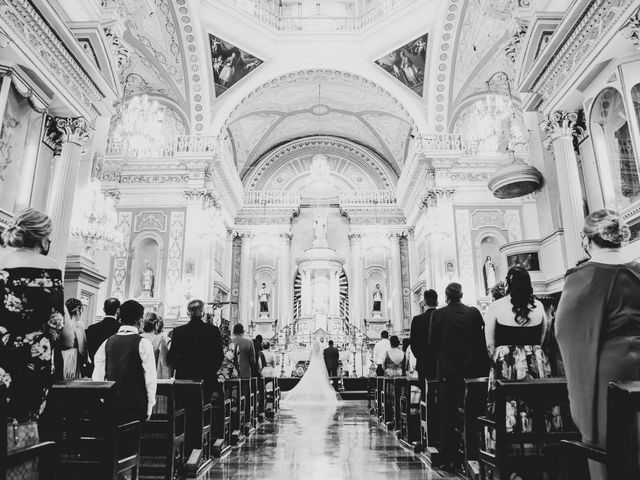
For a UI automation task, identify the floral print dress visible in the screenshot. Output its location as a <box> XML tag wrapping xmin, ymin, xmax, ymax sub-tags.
<box><xmin>0</xmin><ymin>268</ymin><xmax>65</xmax><ymax>423</ymax></box>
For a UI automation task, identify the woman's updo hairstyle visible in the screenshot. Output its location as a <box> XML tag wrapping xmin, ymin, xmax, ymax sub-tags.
<box><xmin>65</xmin><ymin>298</ymin><xmax>83</xmax><ymax>317</ymax></box>
<box><xmin>583</xmin><ymin>209</ymin><xmax>631</xmax><ymax>248</ymax></box>
<box><xmin>1</xmin><ymin>208</ymin><xmax>52</xmax><ymax>249</ymax></box>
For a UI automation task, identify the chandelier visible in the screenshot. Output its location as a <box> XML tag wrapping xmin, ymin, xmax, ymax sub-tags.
<box><xmin>71</xmin><ymin>181</ymin><xmax>123</xmax><ymax>254</ymax></box>
<box><xmin>112</xmin><ymin>95</ymin><xmax>164</xmax><ymax>156</ymax></box>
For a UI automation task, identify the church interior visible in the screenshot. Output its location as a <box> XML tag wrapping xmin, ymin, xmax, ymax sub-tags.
<box><xmin>2</xmin><ymin>0</ymin><xmax>640</xmax><ymax>479</ymax></box>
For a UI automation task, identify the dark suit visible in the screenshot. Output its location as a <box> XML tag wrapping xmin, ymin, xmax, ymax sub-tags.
<box><xmin>429</xmin><ymin>302</ymin><xmax>490</xmax><ymax>464</ymax></box>
<box><xmin>86</xmin><ymin>316</ymin><xmax>120</xmax><ymax>362</ymax></box>
<box><xmin>409</xmin><ymin>307</ymin><xmax>437</xmax><ymax>396</ymax></box>
<box><xmin>324</xmin><ymin>346</ymin><xmax>339</xmax><ymax>376</ymax></box>
<box><xmin>168</xmin><ymin>319</ymin><xmax>223</xmax><ymax>399</ymax></box>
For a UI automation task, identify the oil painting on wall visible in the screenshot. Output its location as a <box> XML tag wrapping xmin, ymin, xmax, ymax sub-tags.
<box><xmin>375</xmin><ymin>34</ymin><xmax>427</xmax><ymax>96</ymax></box>
<box><xmin>209</xmin><ymin>34</ymin><xmax>263</xmax><ymax>97</ymax></box>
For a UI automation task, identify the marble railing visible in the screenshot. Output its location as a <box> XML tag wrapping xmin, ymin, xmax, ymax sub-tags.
<box><xmin>106</xmin><ymin>135</ymin><xmax>225</xmax><ymax>158</ymax></box>
<box><xmin>227</xmin><ymin>0</ymin><xmax>414</xmax><ymax>31</ymax></box>
<box><xmin>412</xmin><ymin>133</ymin><xmax>469</xmax><ymax>153</ymax></box>
<box><xmin>244</xmin><ymin>190</ymin><xmax>302</xmax><ymax>206</ymax></box>
<box><xmin>339</xmin><ymin>190</ymin><xmax>397</xmax><ymax>205</ymax></box>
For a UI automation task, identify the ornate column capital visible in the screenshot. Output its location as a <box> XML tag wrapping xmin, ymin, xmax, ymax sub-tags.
<box><xmin>55</xmin><ymin>117</ymin><xmax>90</xmax><ymax>147</ymax></box>
<box><xmin>184</xmin><ymin>188</ymin><xmax>221</xmax><ymax>209</ymax></box>
<box><xmin>280</xmin><ymin>232</ymin><xmax>293</xmax><ymax>245</ymax></box>
<box><xmin>0</xmin><ymin>31</ymin><xmax>10</xmax><ymax>52</ymax></box>
<box><xmin>103</xmin><ymin>188</ymin><xmax>121</xmax><ymax>204</ymax></box>
<box><xmin>348</xmin><ymin>232</ymin><xmax>361</xmax><ymax>246</ymax></box>
<box><xmin>544</xmin><ymin>111</ymin><xmax>579</xmax><ymax>141</ymax></box>
<box><xmin>420</xmin><ymin>186</ymin><xmax>456</xmax><ymax>209</ymax></box>
<box><xmin>622</xmin><ymin>9</ymin><xmax>640</xmax><ymax>50</ymax></box>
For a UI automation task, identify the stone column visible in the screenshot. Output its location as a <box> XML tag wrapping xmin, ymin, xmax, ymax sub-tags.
<box><xmin>47</xmin><ymin>117</ymin><xmax>90</xmax><ymax>269</ymax></box>
<box><xmin>238</xmin><ymin>233</ymin><xmax>254</xmax><ymax>326</ymax></box>
<box><xmin>545</xmin><ymin>111</ymin><xmax>585</xmax><ymax>268</ymax></box>
<box><xmin>278</xmin><ymin>233</ymin><xmax>292</xmax><ymax>327</ymax></box>
<box><xmin>387</xmin><ymin>232</ymin><xmax>403</xmax><ymax>332</ymax></box>
<box><xmin>300</xmin><ymin>269</ymin><xmax>312</xmax><ymax>317</ymax></box>
<box><xmin>348</xmin><ymin>233</ymin><xmax>363</xmax><ymax>330</ymax></box>
<box><xmin>425</xmin><ymin>187</ymin><xmax>457</xmax><ymax>296</ymax></box>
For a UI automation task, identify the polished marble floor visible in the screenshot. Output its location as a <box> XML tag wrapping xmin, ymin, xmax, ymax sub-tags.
<box><xmin>204</xmin><ymin>401</ymin><xmax>461</xmax><ymax>480</ymax></box>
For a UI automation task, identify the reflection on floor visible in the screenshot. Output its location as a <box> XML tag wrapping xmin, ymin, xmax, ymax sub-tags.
<box><xmin>204</xmin><ymin>400</ymin><xmax>461</xmax><ymax>480</ymax></box>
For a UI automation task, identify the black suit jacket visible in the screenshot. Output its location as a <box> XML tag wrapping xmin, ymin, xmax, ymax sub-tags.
<box><xmin>168</xmin><ymin>320</ymin><xmax>223</xmax><ymax>395</ymax></box>
<box><xmin>428</xmin><ymin>302</ymin><xmax>490</xmax><ymax>380</ymax></box>
<box><xmin>86</xmin><ymin>316</ymin><xmax>120</xmax><ymax>361</ymax></box>
<box><xmin>409</xmin><ymin>307</ymin><xmax>437</xmax><ymax>379</ymax></box>
<box><xmin>323</xmin><ymin>346</ymin><xmax>339</xmax><ymax>370</ymax></box>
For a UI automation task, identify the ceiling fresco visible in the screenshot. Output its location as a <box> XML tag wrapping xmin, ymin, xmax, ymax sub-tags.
<box><xmin>209</xmin><ymin>34</ymin><xmax>264</xmax><ymax>98</ymax></box>
<box><xmin>375</xmin><ymin>33</ymin><xmax>428</xmax><ymax>97</ymax></box>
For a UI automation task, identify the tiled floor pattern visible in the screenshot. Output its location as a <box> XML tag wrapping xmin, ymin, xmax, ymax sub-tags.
<box><xmin>204</xmin><ymin>401</ymin><xmax>461</xmax><ymax>480</ymax></box>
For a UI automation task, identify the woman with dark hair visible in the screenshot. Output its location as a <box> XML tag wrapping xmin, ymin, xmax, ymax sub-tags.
<box><xmin>0</xmin><ymin>208</ymin><xmax>65</xmax><ymax>479</ymax></box>
<box><xmin>61</xmin><ymin>298</ymin><xmax>87</xmax><ymax>378</ymax></box>
<box><xmin>557</xmin><ymin>209</ymin><xmax>640</xmax><ymax>480</ymax></box>
<box><xmin>485</xmin><ymin>266</ymin><xmax>550</xmax><ymax>416</ymax></box>
<box><xmin>383</xmin><ymin>335</ymin><xmax>406</xmax><ymax>377</ymax></box>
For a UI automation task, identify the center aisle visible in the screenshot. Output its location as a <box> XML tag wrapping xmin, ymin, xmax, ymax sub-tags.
<box><xmin>204</xmin><ymin>400</ymin><xmax>461</xmax><ymax>480</ymax></box>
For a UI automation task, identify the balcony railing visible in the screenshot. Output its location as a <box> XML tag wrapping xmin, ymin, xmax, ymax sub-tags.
<box><xmin>245</xmin><ymin>190</ymin><xmax>301</xmax><ymax>206</ymax></box>
<box><xmin>227</xmin><ymin>0</ymin><xmax>414</xmax><ymax>31</ymax></box>
<box><xmin>106</xmin><ymin>135</ymin><xmax>225</xmax><ymax>158</ymax></box>
<box><xmin>339</xmin><ymin>190</ymin><xmax>397</xmax><ymax>206</ymax></box>
<box><xmin>412</xmin><ymin>134</ymin><xmax>469</xmax><ymax>153</ymax></box>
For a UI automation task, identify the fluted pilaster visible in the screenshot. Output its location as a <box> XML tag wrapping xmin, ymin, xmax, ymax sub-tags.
<box><xmin>278</xmin><ymin>233</ymin><xmax>292</xmax><ymax>327</ymax></box>
<box><xmin>348</xmin><ymin>233</ymin><xmax>363</xmax><ymax>330</ymax></box>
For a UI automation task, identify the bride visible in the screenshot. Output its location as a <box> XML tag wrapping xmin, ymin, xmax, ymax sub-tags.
<box><xmin>281</xmin><ymin>339</ymin><xmax>341</xmax><ymax>405</ymax></box>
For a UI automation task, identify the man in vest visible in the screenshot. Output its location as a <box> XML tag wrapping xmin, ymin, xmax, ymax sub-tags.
<box><xmin>92</xmin><ymin>300</ymin><xmax>157</xmax><ymax>422</ymax></box>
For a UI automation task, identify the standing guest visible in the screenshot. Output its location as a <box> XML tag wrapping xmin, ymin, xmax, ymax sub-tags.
<box><xmin>373</xmin><ymin>330</ymin><xmax>391</xmax><ymax>376</ymax></box>
<box><xmin>232</xmin><ymin>323</ymin><xmax>256</xmax><ymax>379</ymax></box>
<box><xmin>0</xmin><ymin>209</ymin><xmax>64</xmax><ymax>480</ymax></box>
<box><xmin>86</xmin><ymin>298</ymin><xmax>121</xmax><ymax>365</ymax></box>
<box><xmin>429</xmin><ymin>283</ymin><xmax>490</xmax><ymax>470</ymax></box>
<box><xmin>324</xmin><ymin>340</ymin><xmax>340</xmax><ymax>389</ymax></box>
<box><xmin>556</xmin><ymin>209</ymin><xmax>640</xmax><ymax>480</ymax></box>
<box><xmin>261</xmin><ymin>341</ymin><xmax>276</xmax><ymax>377</ymax></box>
<box><xmin>402</xmin><ymin>338</ymin><xmax>417</xmax><ymax>376</ymax></box>
<box><xmin>484</xmin><ymin>266</ymin><xmax>551</xmax><ymax>417</ymax></box>
<box><xmin>141</xmin><ymin>313</ymin><xmax>172</xmax><ymax>379</ymax></box>
<box><xmin>217</xmin><ymin>320</ymin><xmax>239</xmax><ymax>381</ymax></box>
<box><xmin>61</xmin><ymin>298</ymin><xmax>88</xmax><ymax>378</ymax></box>
<box><xmin>410</xmin><ymin>289</ymin><xmax>439</xmax><ymax>394</ymax></box>
<box><xmin>92</xmin><ymin>300</ymin><xmax>157</xmax><ymax>422</ymax></box>
<box><xmin>383</xmin><ymin>336</ymin><xmax>406</xmax><ymax>377</ymax></box>
<box><xmin>168</xmin><ymin>300</ymin><xmax>223</xmax><ymax>399</ymax></box>
<box><xmin>253</xmin><ymin>335</ymin><xmax>266</xmax><ymax>376</ymax></box>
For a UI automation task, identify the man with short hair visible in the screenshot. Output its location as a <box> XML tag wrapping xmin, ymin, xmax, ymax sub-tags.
<box><xmin>168</xmin><ymin>299</ymin><xmax>223</xmax><ymax>399</ymax></box>
<box><xmin>86</xmin><ymin>298</ymin><xmax>121</xmax><ymax>363</ymax></box>
<box><xmin>92</xmin><ymin>300</ymin><xmax>157</xmax><ymax>422</ymax></box>
<box><xmin>373</xmin><ymin>330</ymin><xmax>391</xmax><ymax>376</ymax></box>
<box><xmin>232</xmin><ymin>324</ymin><xmax>255</xmax><ymax>379</ymax></box>
<box><xmin>324</xmin><ymin>340</ymin><xmax>340</xmax><ymax>390</ymax></box>
<box><xmin>410</xmin><ymin>289</ymin><xmax>439</xmax><ymax>396</ymax></box>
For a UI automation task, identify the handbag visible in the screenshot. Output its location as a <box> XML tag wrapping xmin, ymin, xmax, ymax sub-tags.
<box><xmin>6</xmin><ymin>420</ymin><xmax>39</xmax><ymax>480</ymax></box>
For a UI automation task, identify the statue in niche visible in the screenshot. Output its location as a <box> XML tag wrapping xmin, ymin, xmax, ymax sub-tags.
<box><xmin>372</xmin><ymin>284</ymin><xmax>383</xmax><ymax>313</ymax></box>
<box><xmin>483</xmin><ymin>256</ymin><xmax>497</xmax><ymax>295</ymax></box>
<box><xmin>258</xmin><ymin>282</ymin><xmax>270</xmax><ymax>316</ymax></box>
<box><xmin>142</xmin><ymin>261</ymin><xmax>154</xmax><ymax>297</ymax></box>
<box><xmin>313</xmin><ymin>213</ymin><xmax>328</xmax><ymax>244</ymax></box>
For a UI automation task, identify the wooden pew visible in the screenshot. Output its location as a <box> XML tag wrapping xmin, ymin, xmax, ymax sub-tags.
<box><xmin>376</xmin><ymin>376</ymin><xmax>385</xmax><ymax>423</ymax></box>
<box><xmin>139</xmin><ymin>379</ymin><xmax>186</xmax><ymax>480</ymax></box>
<box><xmin>461</xmin><ymin>378</ymin><xmax>489</xmax><ymax>480</ymax></box>
<box><xmin>255</xmin><ymin>377</ymin><xmax>265</xmax><ymax>423</ymax></box>
<box><xmin>210</xmin><ymin>384</ymin><xmax>232</xmax><ymax>457</ymax></box>
<box><xmin>477</xmin><ymin>378</ymin><xmax>580</xmax><ymax>480</ymax></box>
<box><xmin>39</xmin><ymin>380</ymin><xmax>141</xmax><ymax>480</ymax></box>
<box><xmin>174</xmin><ymin>380</ymin><xmax>212</xmax><ymax>478</ymax></box>
<box><xmin>561</xmin><ymin>380</ymin><xmax>640</xmax><ymax>480</ymax></box>
<box><xmin>264</xmin><ymin>377</ymin><xmax>280</xmax><ymax>418</ymax></box>
<box><xmin>399</xmin><ymin>377</ymin><xmax>421</xmax><ymax>450</ymax></box>
<box><xmin>367</xmin><ymin>377</ymin><xmax>377</xmax><ymax>413</ymax></box>
<box><xmin>1</xmin><ymin>393</ymin><xmax>57</xmax><ymax>480</ymax></box>
<box><xmin>420</xmin><ymin>379</ymin><xmax>444</xmax><ymax>463</ymax></box>
<box><xmin>242</xmin><ymin>378</ymin><xmax>255</xmax><ymax>436</ymax></box>
<box><xmin>224</xmin><ymin>379</ymin><xmax>245</xmax><ymax>446</ymax></box>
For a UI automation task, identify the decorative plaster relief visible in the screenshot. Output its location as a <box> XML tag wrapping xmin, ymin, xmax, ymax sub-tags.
<box><xmin>134</xmin><ymin>211</ymin><xmax>168</xmax><ymax>233</ymax></box>
<box><xmin>455</xmin><ymin>209</ymin><xmax>474</xmax><ymax>286</ymax></box>
<box><xmin>505</xmin><ymin>209</ymin><xmax>523</xmax><ymax>242</ymax></box>
<box><xmin>399</xmin><ymin>236</ymin><xmax>412</xmax><ymax>324</ymax></box>
<box><xmin>470</xmin><ymin>209</ymin><xmax>506</xmax><ymax>231</ymax></box>
<box><xmin>111</xmin><ymin>212</ymin><xmax>133</xmax><ymax>299</ymax></box>
<box><xmin>166</xmin><ymin>211</ymin><xmax>185</xmax><ymax>292</ymax></box>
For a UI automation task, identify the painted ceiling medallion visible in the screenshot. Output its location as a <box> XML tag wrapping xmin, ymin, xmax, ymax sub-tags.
<box><xmin>375</xmin><ymin>33</ymin><xmax>428</xmax><ymax>97</ymax></box>
<box><xmin>311</xmin><ymin>104</ymin><xmax>330</xmax><ymax>116</ymax></box>
<box><xmin>209</xmin><ymin>34</ymin><xmax>263</xmax><ymax>97</ymax></box>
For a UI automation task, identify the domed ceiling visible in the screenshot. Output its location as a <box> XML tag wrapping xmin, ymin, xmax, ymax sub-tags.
<box><xmin>224</xmin><ymin>70</ymin><xmax>415</xmax><ymax>179</ymax></box>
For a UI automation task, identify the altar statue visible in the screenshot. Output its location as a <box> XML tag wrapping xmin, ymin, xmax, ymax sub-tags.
<box><xmin>313</xmin><ymin>214</ymin><xmax>327</xmax><ymax>242</ymax></box>
<box><xmin>258</xmin><ymin>282</ymin><xmax>270</xmax><ymax>315</ymax></box>
<box><xmin>142</xmin><ymin>261</ymin><xmax>154</xmax><ymax>297</ymax></box>
<box><xmin>372</xmin><ymin>284</ymin><xmax>383</xmax><ymax>312</ymax></box>
<box><xmin>483</xmin><ymin>255</ymin><xmax>496</xmax><ymax>295</ymax></box>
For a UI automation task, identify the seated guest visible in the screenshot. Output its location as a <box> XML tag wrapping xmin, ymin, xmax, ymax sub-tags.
<box><xmin>383</xmin><ymin>336</ymin><xmax>406</xmax><ymax>377</ymax></box>
<box><xmin>232</xmin><ymin>323</ymin><xmax>256</xmax><ymax>379</ymax></box>
<box><xmin>217</xmin><ymin>320</ymin><xmax>238</xmax><ymax>381</ymax></box>
<box><xmin>373</xmin><ymin>330</ymin><xmax>391</xmax><ymax>376</ymax></box>
<box><xmin>0</xmin><ymin>208</ymin><xmax>64</xmax><ymax>480</ymax></box>
<box><xmin>557</xmin><ymin>209</ymin><xmax>640</xmax><ymax>480</ymax></box>
<box><xmin>484</xmin><ymin>266</ymin><xmax>551</xmax><ymax>417</ymax></box>
<box><xmin>141</xmin><ymin>313</ymin><xmax>172</xmax><ymax>379</ymax></box>
<box><xmin>92</xmin><ymin>300</ymin><xmax>157</xmax><ymax>422</ymax></box>
<box><xmin>168</xmin><ymin>300</ymin><xmax>223</xmax><ymax>399</ymax></box>
<box><xmin>429</xmin><ymin>282</ymin><xmax>490</xmax><ymax>470</ymax></box>
<box><xmin>86</xmin><ymin>297</ymin><xmax>121</xmax><ymax>364</ymax></box>
<box><xmin>261</xmin><ymin>341</ymin><xmax>276</xmax><ymax>377</ymax></box>
<box><xmin>61</xmin><ymin>298</ymin><xmax>88</xmax><ymax>378</ymax></box>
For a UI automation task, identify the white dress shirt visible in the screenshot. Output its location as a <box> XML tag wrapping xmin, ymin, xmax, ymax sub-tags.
<box><xmin>92</xmin><ymin>325</ymin><xmax>157</xmax><ymax>416</ymax></box>
<box><xmin>373</xmin><ymin>338</ymin><xmax>391</xmax><ymax>365</ymax></box>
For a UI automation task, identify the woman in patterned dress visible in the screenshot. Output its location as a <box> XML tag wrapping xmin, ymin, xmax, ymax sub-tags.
<box><xmin>0</xmin><ymin>209</ymin><xmax>66</xmax><ymax>479</ymax></box>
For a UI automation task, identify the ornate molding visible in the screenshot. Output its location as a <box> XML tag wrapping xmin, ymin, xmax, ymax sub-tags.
<box><xmin>55</xmin><ymin>117</ymin><xmax>91</xmax><ymax>147</ymax></box>
<box><xmin>543</xmin><ymin>111</ymin><xmax>578</xmax><ymax>142</ymax></box>
<box><xmin>103</xmin><ymin>188</ymin><xmax>121</xmax><ymax>203</ymax></box>
<box><xmin>184</xmin><ymin>188</ymin><xmax>221</xmax><ymax>209</ymax></box>
<box><xmin>622</xmin><ymin>8</ymin><xmax>640</xmax><ymax>50</ymax></box>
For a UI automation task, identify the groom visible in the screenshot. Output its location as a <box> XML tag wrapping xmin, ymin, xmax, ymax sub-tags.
<box><xmin>324</xmin><ymin>340</ymin><xmax>340</xmax><ymax>390</ymax></box>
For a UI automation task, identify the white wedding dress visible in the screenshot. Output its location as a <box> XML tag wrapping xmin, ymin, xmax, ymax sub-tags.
<box><xmin>281</xmin><ymin>341</ymin><xmax>341</xmax><ymax>405</ymax></box>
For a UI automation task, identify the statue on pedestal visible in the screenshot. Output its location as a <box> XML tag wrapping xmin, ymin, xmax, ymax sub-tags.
<box><xmin>258</xmin><ymin>282</ymin><xmax>270</xmax><ymax>316</ymax></box>
<box><xmin>372</xmin><ymin>284</ymin><xmax>383</xmax><ymax>313</ymax></box>
<box><xmin>142</xmin><ymin>261</ymin><xmax>154</xmax><ymax>298</ymax></box>
<box><xmin>313</xmin><ymin>213</ymin><xmax>328</xmax><ymax>246</ymax></box>
<box><xmin>483</xmin><ymin>255</ymin><xmax>497</xmax><ymax>295</ymax></box>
